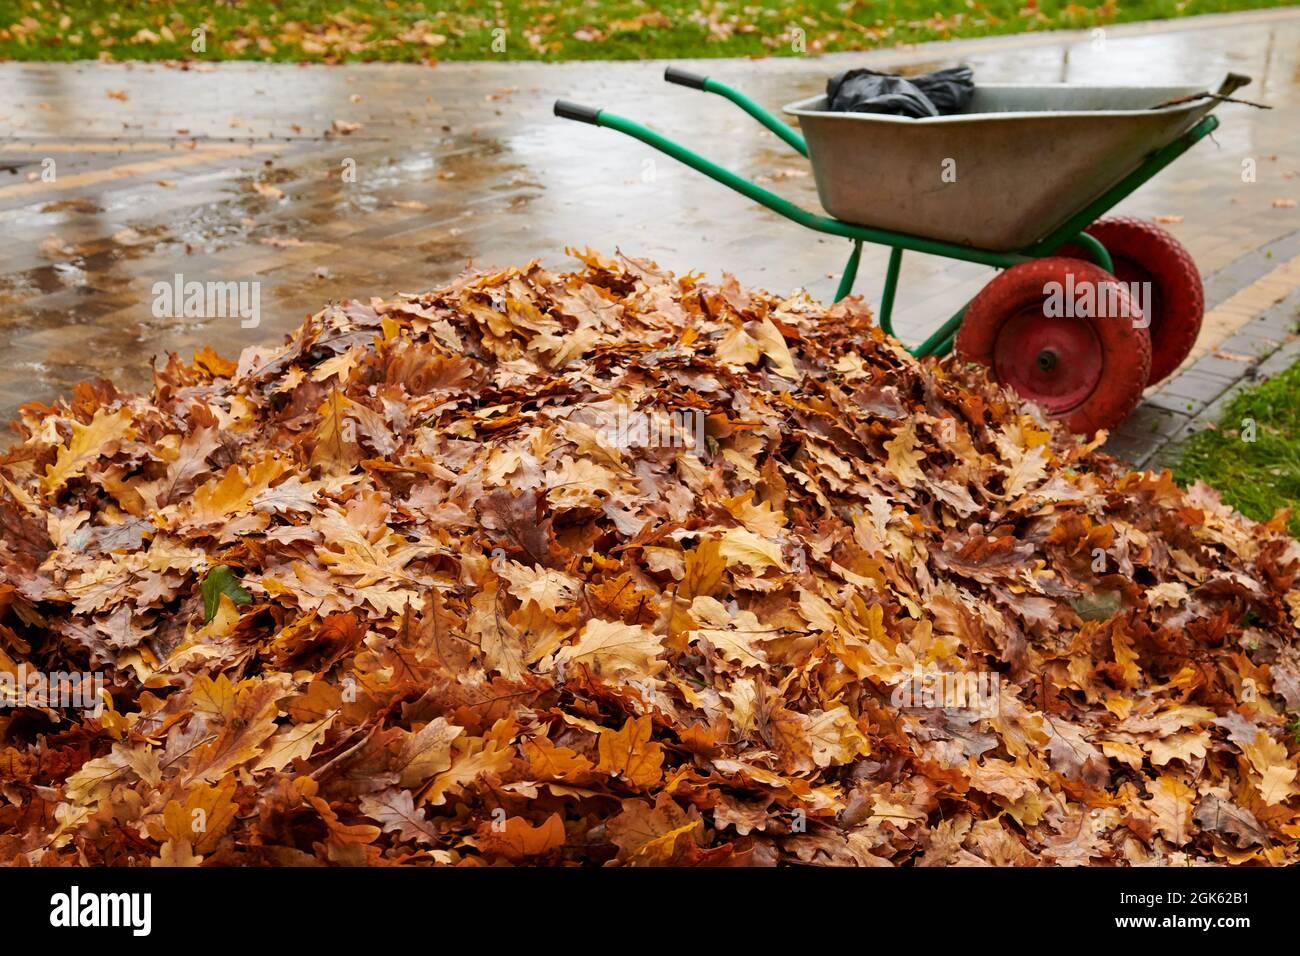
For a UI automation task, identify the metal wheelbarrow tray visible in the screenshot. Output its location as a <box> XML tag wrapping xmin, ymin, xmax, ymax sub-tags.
<box><xmin>786</xmin><ymin>84</ymin><xmax>1221</xmax><ymax>251</ymax></box>
<box><xmin>554</xmin><ymin>69</ymin><xmax>1249</xmax><ymax>434</ymax></box>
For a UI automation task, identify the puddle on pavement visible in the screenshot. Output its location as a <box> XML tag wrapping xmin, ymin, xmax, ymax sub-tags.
<box><xmin>1</xmin><ymin>15</ymin><xmax>1296</xmax><ymax>424</ymax></box>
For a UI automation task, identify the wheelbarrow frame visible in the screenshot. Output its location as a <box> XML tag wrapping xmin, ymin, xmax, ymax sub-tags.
<box><xmin>554</xmin><ymin>66</ymin><xmax>1221</xmax><ymax>360</ymax></box>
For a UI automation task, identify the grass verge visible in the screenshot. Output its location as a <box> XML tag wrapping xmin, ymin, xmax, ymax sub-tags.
<box><xmin>1</xmin><ymin>0</ymin><xmax>1295</xmax><ymax>63</ymax></box>
<box><xmin>1171</xmin><ymin>348</ymin><xmax>1300</xmax><ymax>539</ymax></box>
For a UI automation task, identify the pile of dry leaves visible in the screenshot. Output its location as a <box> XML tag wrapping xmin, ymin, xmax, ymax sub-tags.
<box><xmin>2</xmin><ymin>249</ymin><xmax>1299</xmax><ymax>866</ymax></box>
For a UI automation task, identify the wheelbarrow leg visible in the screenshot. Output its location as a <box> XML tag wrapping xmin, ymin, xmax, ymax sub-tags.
<box><xmin>834</xmin><ymin>243</ymin><xmax>902</xmax><ymax>340</ymax></box>
<box><xmin>878</xmin><ymin>247</ymin><xmax>902</xmax><ymax>338</ymax></box>
<box><xmin>834</xmin><ymin>240</ymin><xmax>863</xmax><ymax>303</ymax></box>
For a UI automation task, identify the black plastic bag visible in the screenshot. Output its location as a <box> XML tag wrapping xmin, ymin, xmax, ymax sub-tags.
<box><xmin>827</xmin><ymin>65</ymin><xmax>974</xmax><ymax>118</ymax></box>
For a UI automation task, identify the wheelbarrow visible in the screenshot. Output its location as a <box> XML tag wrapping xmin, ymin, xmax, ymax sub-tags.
<box><xmin>554</xmin><ymin>71</ymin><xmax>1251</xmax><ymax>434</ymax></box>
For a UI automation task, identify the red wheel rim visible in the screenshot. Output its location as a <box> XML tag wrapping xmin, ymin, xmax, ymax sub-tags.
<box><xmin>992</xmin><ymin>304</ymin><xmax>1104</xmax><ymax>414</ymax></box>
<box><xmin>957</xmin><ymin>256</ymin><xmax>1152</xmax><ymax>435</ymax></box>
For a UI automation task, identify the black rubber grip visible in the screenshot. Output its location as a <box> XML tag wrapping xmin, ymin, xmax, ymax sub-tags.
<box><xmin>664</xmin><ymin>66</ymin><xmax>708</xmax><ymax>90</ymax></box>
<box><xmin>553</xmin><ymin>100</ymin><xmax>601</xmax><ymax>125</ymax></box>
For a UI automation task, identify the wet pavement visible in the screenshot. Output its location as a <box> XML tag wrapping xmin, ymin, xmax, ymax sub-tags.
<box><xmin>0</xmin><ymin>8</ymin><xmax>1297</xmax><ymax>455</ymax></box>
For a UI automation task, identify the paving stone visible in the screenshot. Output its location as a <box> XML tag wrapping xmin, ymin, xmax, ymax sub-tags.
<box><xmin>1250</xmin><ymin>311</ymin><xmax>1300</xmax><ymax>339</ymax></box>
<box><xmin>1104</xmin><ymin>438</ymin><xmax>1148</xmax><ymax>463</ymax></box>
<box><xmin>1123</xmin><ymin>404</ymin><xmax>1192</xmax><ymax>440</ymax></box>
<box><xmin>1159</xmin><ymin>371</ymin><xmax>1233</xmax><ymax>405</ymax></box>
<box><xmin>1187</xmin><ymin>353</ymin><xmax>1256</xmax><ymax>381</ymax></box>
<box><xmin>1215</xmin><ymin>330</ymin><xmax>1281</xmax><ymax>356</ymax></box>
<box><xmin>1143</xmin><ymin>389</ymin><xmax>1204</xmax><ymax>416</ymax></box>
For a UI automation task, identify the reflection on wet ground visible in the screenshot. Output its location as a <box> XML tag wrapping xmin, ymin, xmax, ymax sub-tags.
<box><xmin>0</xmin><ymin>8</ymin><xmax>1296</xmax><ymax>421</ymax></box>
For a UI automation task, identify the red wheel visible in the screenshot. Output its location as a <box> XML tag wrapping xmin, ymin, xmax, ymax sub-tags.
<box><xmin>1058</xmin><ymin>217</ymin><xmax>1203</xmax><ymax>385</ymax></box>
<box><xmin>956</xmin><ymin>257</ymin><xmax>1151</xmax><ymax>435</ymax></box>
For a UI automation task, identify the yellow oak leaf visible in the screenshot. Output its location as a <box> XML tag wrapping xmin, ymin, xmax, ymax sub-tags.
<box><xmin>1001</xmin><ymin>442</ymin><xmax>1049</xmax><ymax>499</ymax></box>
<box><xmin>750</xmin><ymin>316</ymin><xmax>797</xmax><ymax>379</ymax></box>
<box><xmin>253</xmin><ymin>711</ymin><xmax>337</xmax><ymax>773</ymax></box>
<box><xmin>184</xmin><ymin>455</ymin><xmax>288</xmax><ymax>526</ymax></box>
<box><xmin>182</xmin><ymin>674</ymin><xmax>291</xmax><ymax>784</ymax></box>
<box><xmin>1145</xmin><ymin>731</ymin><xmax>1210</xmax><ymax>767</ymax></box>
<box><xmin>555</xmin><ymin>618</ymin><xmax>664</xmax><ymax>681</ymax></box>
<box><xmin>497</xmin><ymin>560</ymin><xmax>579</xmax><ymax>613</ymax></box>
<box><xmin>688</xmin><ymin>596</ymin><xmax>774</xmax><ymax>668</ymax></box>
<box><xmin>722</xmin><ymin>490</ymin><xmax>786</xmax><ymax>537</ymax></box>
<box><xmin>884</xmin><ymin>421</ymin><xmax>926</xmax><ymax>489</ymax></box>
<box><xmin>668</xmin><ymin>538</ymin><xmax>726</xmax><ymax>645</ymax></box>
<box><xmin>717</xmin><ymin>526</ymin><xmax>786</xmax><ymax>573</ymax></box>
<box><xmin>596</xmin><ymin>716</ymin><xmax>664</xmax><ymax>788</ymax></box>
<box><xmin>41</xmin><ymin>407</ymin><xmax>135</xmax><ymax>494</ymax></box>
<box><xmin>397</xmin><ymin>718</ymin><xmax>463</xmax><ymax>789</ymax></box>
<box><xmin>1242</xmin><ymin>732</ymin><xmax>1298</xmax><ymax>805</ymax></box>
<box><xmin>310</xmin><ymin>388</ymin><xmax>364</xmax><ymax>476</ymax></box>
<box><xmin>161</xmin><ymin>779</ymin><xmax>238</xmax><ymax>854</ymax></box>
<box><xmin>521</xmin><ymin>735</ymin><xmax>594</xmax><ymax>782</ymax></box>
<box><xmin>424</xmin><ymin>738</ymin><xmax>514</xmax><ymax>806</ymax></box>
<box><xmin>715</xmin><ymin>324</ymin><xmax>761</xmax><ymax>368</ymax></box>
<box><xmin>1143</xmin><ymin>774</ymin><xmax>1196</xmax><ymax>842</ymax></box>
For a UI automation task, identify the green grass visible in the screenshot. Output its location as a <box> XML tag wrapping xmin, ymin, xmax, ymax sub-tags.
<box><xmin>0</xmin><ymin>0</ymin><xmax>1294</xmax><ymax>63</ymax></box>
<box><xmin>1171</xmin><ymin>339</ymin><xmax>1300</xmax><ymax>540</ymax></box>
